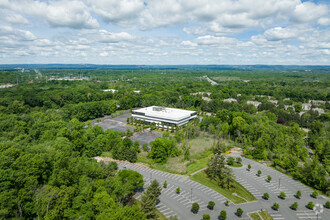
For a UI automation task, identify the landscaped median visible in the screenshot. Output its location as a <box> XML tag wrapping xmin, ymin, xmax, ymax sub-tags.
<box><xmin>248</xmin><ymin>210</ymin><xmax>274</xmax><ymax>220</ymax></box>
<box><xmin>189</xmin><ymin>171</ymin><xmax>256</xmax><ymax>204</ymax></box>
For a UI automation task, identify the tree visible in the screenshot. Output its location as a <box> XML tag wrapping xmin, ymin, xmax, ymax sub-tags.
<box><xmin>236</xmin><ymin>157</ymin><xmax>242</xmax><ymax>164</ymax></box>
<box><xmin>148</xmin><ymin>180</ymin><xmax>162</xmax><ymax>200</ymax></box>
<box><xmin>134</xmin><ymin>140</ymin><xmax>141</xmax><ymax>153</ymax></box>
<box><xmin>141</xmin><ymin>180</ymin><xmax>161</xmax><ymax>219</ymax></box>
<box><xmin>307</xmin><ymin>201</ymin><xmax>314</xmax><ymax>209</ymax></box>
<box><xmin>280</xmin><ymin>192</ymin><xmax>286</xmax><ymax>199</ymax></box>
<box><xmin>296</xmin><ymin>190</ymin><xmax>301</xmax><ymax>199</ymax></box>
<box><xmin>142</xmin><ymin>143</ymin><xmax>149</xmax><ymax>151</ymax></box>
<box><xmin>191</xmin><ymin>202</ymin><xmax>200</xmax><ymax>214</ymax></box>
<box><xmin>257</xmin><ymin>170</ymin><xmax>262</xmax><ymax>176</ymax></box>
<box><xmin>206</xmin><ymin>154</ymin><xmax>234</xmax><ymax>189</ymax></box>
<box><xmin>163</xmin><ymin>181</ymin><xmax>167</xmax><ymax>188</ymax></box>
<box><xmin>291</xmin><ymin>202</ymin><xmax>298</xmax><ymax>210</ymax></box>
<box><xmin>227</xmin><ymin>157</ymin><xmax>234</xmax><ymax>165</ymax></box>
<box><xmin>184</xmin><ymin>147</ymin><xmax>190</xmax><ymax>161</ymax></box>
<box><xmin>267</xmin><ymin>175</ymin><xmax>272</xmax><ymax>182</ymax></box>
<box><xmin>232</xmin><ymin>116</ymin><xmax>246</xmax><ymax>141</ymax></box>
<box><xmin>312</xmin><ymin>191</ymin><xmax>318</xmax><ymax>198</ymax></box>
<box><xmin>263</xmin><ymin>193</ymin><xmax>269</xmax><ymax>200</ymax></box>
<box><xmin>219</xmin><ymin>210</ymin><xmax>227</xmax><ymax>220</ymax></box>
<box><xmin>236</xmin><ymin>208</ymin><xmax>243</xmax><ymax>217</ymax></box>
<box><xmin>273</xmin><ymin>203</ymin><xmax>279</xmax><ymax>210</ymax></box>
<box><xmin>225</xmin><ymin>200</ymin><xmax>229</xmax><ymax>206</ymax></box>
<box><xmin>176</xmin><ymin>187</ymin><xmax>181</xmax><ymax>194</ymax></box>
<box><xmin>325</xmin><ymin>201</ymin><xmax>330</xmax><ymax>209</ymax></box>
<box><xmin>202</xmin><ymin>214</ymin><xmax>210</xmax><ymax>220</ymax></box>
<box><xmin>248</xmin><ymin>164</ymin><xmax>251</xmax><ymax>171</ymax></box>
<box><xmin>141</xmin><ymin>191</ymin><xmax>156</xmax><ymax>219</ymax></box>
<box><xmin>208</xmin><ymin>201</ymin><xmax>215</xmax><ymax>210</ymax></box>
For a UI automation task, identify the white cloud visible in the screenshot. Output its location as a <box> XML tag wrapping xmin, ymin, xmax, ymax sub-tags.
<box><xmin>140</xmin><ymin>0</ymin><xmax>186</xmax><ymax>29</ymax></box>
<box><xmin>264</xmin><ymin>27</ymin><xmax>298</xmax><ymax>41</ymax></box>
<box><xmin>0</xmin><ymin>25</ymin><xmax>36</xmax><ymax>41</ymax></box>
<box><xmin>183</xmin><ymin>27</ymin><xmax>207</xmax><ymax>35</ymax></box>
<box><xmin>181</xmin><ymin>40</ymin><xmax>197</xmax><ymax>47</ymax></box>
<box><xmin>4</xmin><ymin>13</ymin><xmax>29</xmax><ymax>25</ymax></box>
<box><xmin>194</xmin><ymin>35</ymin><xmax>237</xmax><ymax>46</ymax></box>
<box><xmin>0</xmin><ymin>0</ymin><xmax>99</xmax><ymax>29</ymax></box>
<box><xmin>291</xmin><ymin>2</ymin><xmax>328</xmax><ymax>23</ymax></box>
<box><xmin>0</xmin><ymin>0</ymin><xmax>329</xmax><ymax>65</ymax></box>
<box><xmin>87</xmin><ymin>0</ymin><xmax>144</xmax><ymax>26</ymax></box>
<box><xmin>318</xmin><ymin>17</ymin><xmax>330</xmax><ymax>26</ymax></box>
<box><xmin>80</xmin><ymin>30</ymin><xmax>135</xmax><ymax>43</ymax></box>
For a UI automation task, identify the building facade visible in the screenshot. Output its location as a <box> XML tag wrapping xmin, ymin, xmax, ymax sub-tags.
<box><xmin>132</xmin><ymin>106</ymin><xmax>197</xmax><ymax>127</ymax></box>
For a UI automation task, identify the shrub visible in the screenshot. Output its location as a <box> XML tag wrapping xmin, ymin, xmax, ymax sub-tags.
<box><xmin>325</xmin><ymin>201</ymin><xmax>330</xmax><ymax>209</ymax></box>
<box><xmin>273</xmin><ymin>203</ymin><xmax>279</xmax><ymax>210</ymax></box>
<box><xmin>191</xmin><ymin>202</ymin><xmax>200</xmax><ymax>213</ymax></box>
<box><xmin>227</xmin><ymin>157</ymin><xmax>234</xmax><ymax>165</ymax></box>
<box><xmin>291</xmin><ymin>202</ymin><xmax>298</xmax><ymax>210</ymax></box>
<box><xmin>248</xmin><ymin>164</ymin><xmax>251</xmax><ymax>170</ymax></box>
<box><xmin>236</xmin><ymin>157</ymin><xmax>242</xmax><ymax>163</ymax></box>
<box><xmin>263</xmin><ymin>193</ymin><xmax>269</xmax><ymax>200</ymax></box>
<box><xmin>176</xmin><ymin>187</ymin><xmax>181</xmax><ymax>194</ymax></box>
<box><xmin>142</xmin><ymin>143</ymin><xmax>149</xmax><ymax>151</ymax></box>
<box><xmin>236</xmin><ymin>208</ymin><xmax>243</xmax><ymax>217</ymax></box>
<box><xmin>307</xmin><ymin>201</ymin><xmax>314</xmax><ymax>209</ymax></box>
<box><xmin>257</xmin><ymin>170</ymin><xmax>262</xmax><ymax>176</ymax></box>
<box><xmin>225</xmin><ymin>200</ymin><xmax>229</xmax><ymax>206</ymax></box>
<box><xmin>312</xmin><ymin>191</ymin><xmax>318</xmax><ymax>198</ymax></box>
<box><xmin>267</xmin><ymin>175</ymin><xmax>272</xmax><ymax>182</ymax></box>
<box><xmin>219</xmin><ymin>210</ymin><xmax>227</xmax><ymax>220</ymax></box>
<box><xmin>280</xmin><ymin>191</ymin><xmax>286</xmax><ymax>199</ymax></box>
<box><xmin>202</xmin><ymin>214</ymin><xmax>210</xmax><ymax>220</ymax></box>
<box><xmin>296</xmin><ymin>190</ymin><xmax>301</xmax><ymax>198</ymax></box>
<box><xmin>208</xmin><ymin>201</ymin><xmax>215</xmax><ymax>210</ymax></box>
<box><xmin>163</xmin><ymin>181</ymin><xmax>167</xmax><ymax>188</ymax></box>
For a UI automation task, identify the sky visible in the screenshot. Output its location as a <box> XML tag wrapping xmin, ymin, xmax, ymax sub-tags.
<box><xmin>0</xmin><ymin>0</ymin><xmax>329</xmax><ymax>65</ymax></box>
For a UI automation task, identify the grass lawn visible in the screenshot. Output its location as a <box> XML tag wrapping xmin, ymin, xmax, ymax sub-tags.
<box><xmin>258</xmin><ymin>210</ymin><xmax>273</xmax><ymax>220</ymax></box>
<box><xmin>186</xmin><ymin>156</ymin><xmax>209</xmax><ymax>174</ymax></box>
<box><xmin>249</xmin><ymin>212</ymin><xmax>262</xmax><ymax>220</ymax></box>
<box><xmin>187</xmin><ymin>133</ymin><xmax>214</xmax><ymax>155</ymax></box>
<box><xmin>135</xmin><ymin>133</ymin><xmax>214</xmax><ymax>175</ymax></box>
<box><xmin>189</xmin><ymin>171</ymin><xmax>256</xmax><ymax>204</ymax></box>
<box><xmin>137</xmin><ymin>152</ymin><xmax>189</xmax><ymax>174</ymax></box>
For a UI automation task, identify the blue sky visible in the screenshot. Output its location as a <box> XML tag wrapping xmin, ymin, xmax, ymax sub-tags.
<box><xmin>0</xmin><ymin>0</ymin><xmax>329</xmax><ymax>65</ymax></box>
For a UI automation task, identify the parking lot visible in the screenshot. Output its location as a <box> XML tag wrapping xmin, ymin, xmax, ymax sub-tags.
<box><xmin>91</xmin><ymin>111</ymin><xmax>162</xmax><ymax>145</ymax></box>
<box><xmin>91</xmin><ymin>111</ymin><xmax>133</xmax><ymax>133</ymax></box>
<box><xmin>111</xmin><ymin>159</ymin><xmax>329</xmax><ymax>220</ymax></box>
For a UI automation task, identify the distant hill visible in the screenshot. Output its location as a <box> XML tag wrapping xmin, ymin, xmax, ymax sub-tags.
<box><xmin>0</xmin><ymin>64</ymin><xmax>329</xmax><ymax>72</ymax></box>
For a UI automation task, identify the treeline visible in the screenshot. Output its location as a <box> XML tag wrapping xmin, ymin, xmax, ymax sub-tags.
<box><xmin>0</xmin><ymin>104</ymin><xmax>148</xmax><ymax>219</ymax></box>
<box><xmin>0</xmin><ymin>122</ymin><xmax>147</xmax><ymax>219</ymax></box>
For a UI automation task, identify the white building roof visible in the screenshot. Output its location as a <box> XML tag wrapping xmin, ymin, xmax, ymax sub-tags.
<box><xmin>133</xmin><ymin>106</ymin><xmax>196</xmax><ymax>121</ymax></box>
<box><xmin>103</xmin><ymin>89</ymin><xmax>117</xmax><ymax>93</ymax></box>
<box><xmin>223</xmin><ymin>98</ymin><xmax>237</xmax><ymax>103</ymax></box>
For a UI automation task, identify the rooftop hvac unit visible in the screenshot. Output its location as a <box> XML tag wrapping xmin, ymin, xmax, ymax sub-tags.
<box><xmin>152</xmin><ymin>106</ymin><xmax>165</xmax><ymax>112</ymax></box>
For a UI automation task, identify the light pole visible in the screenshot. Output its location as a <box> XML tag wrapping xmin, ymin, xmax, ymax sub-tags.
<box><xmin>191</xmin><ymin>188</ymin><xmax>193</xmax><ymax>202</ymax></box>
<box><xmin>215</xmin><ymin>153</ymin><xmax>219</xmax><ymax>178</ymax></box>
<box><xmin>278</xmin><ymin>177</ymin><xmax>281</xmax><ymax>189</ymax></box>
